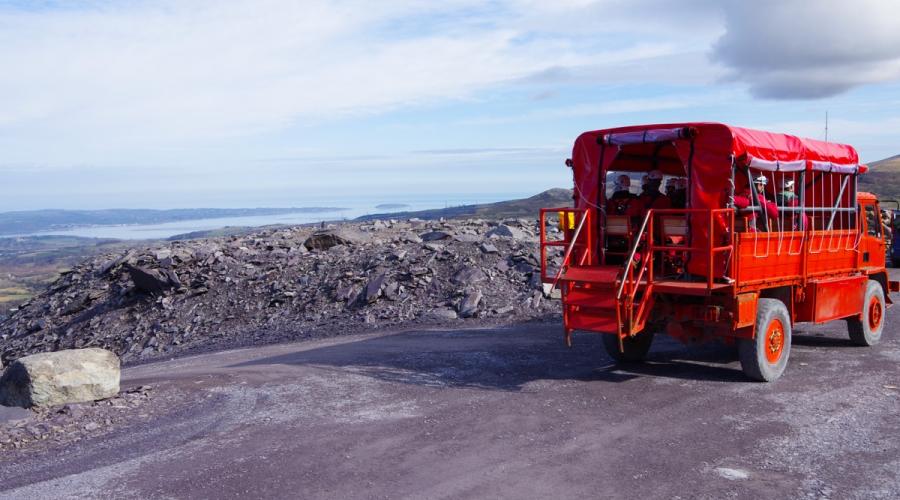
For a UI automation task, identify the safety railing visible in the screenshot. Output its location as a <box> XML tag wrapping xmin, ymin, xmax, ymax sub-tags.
<box><xmin>616</xmin><ymin>208</ymin><xmax>736</xmax><ymax>334</ymax></box>
<box><xmin>539</xmin><ymin>207</ymin><xmax>593</xmax><ymax>289</ymax></box>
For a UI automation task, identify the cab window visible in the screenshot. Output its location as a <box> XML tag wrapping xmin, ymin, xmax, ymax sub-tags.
<box><xmin>864</xmin><ymin>205</ymin><xmax>881</xmax><ymax>237</ymax></box>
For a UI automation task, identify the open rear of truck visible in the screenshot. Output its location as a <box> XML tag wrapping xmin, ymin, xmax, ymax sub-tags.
<box><xmin>540</xmin><ymin>122</ymin><xmax>898</xmax><ymax>381</ymax></box>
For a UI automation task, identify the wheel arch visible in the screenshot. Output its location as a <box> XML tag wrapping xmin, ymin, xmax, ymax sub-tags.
<box><xmin>760</xmin><ymin>286</ymin><xmax>794</xmax><ymax>324</ymax></box>
<box><xmin>868</xmin><ymin>271</ymin><xmax>891</xmax><ymax>304</ymax></box>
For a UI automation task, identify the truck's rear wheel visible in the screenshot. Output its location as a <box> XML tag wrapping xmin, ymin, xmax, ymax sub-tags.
<box><xmin>848</xmin><ymin>280</ymin><xmax>885</xmax><ymax>346</ymax></box>
<box><xmin>602</xmin><ymin>332</ymin><xmax>654</xmax><ymax>363</ymax></box>
<box><xmin>739</xmin><ymin>298</ymin><xmax>791</xmax><ymax>382</ymax></box>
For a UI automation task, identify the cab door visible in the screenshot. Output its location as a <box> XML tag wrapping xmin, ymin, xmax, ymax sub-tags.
<box><xmin>860</xmin><ymin>201</ymin><xmax>886</xmax><ymax>270</ymax></box>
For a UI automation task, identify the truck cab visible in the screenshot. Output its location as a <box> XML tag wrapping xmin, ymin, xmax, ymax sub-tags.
<box><xmin>859</xmin><ymin>193</ymin><xmax>886</xmax><ymax>271</ymax></box>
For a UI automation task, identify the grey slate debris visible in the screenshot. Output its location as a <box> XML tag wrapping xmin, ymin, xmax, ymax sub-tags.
<box><xmin>458</xmin><ymin>289</ymin><xmax>483</xmax><ymax>318</ymax></box>
<box><xmin>0</xmin><ymin>218</ymin><xmax>559</xmax><ymax>367</ymax></box>
<box><xmin>420</xmin><ymin>231</ymin><xmax>452</xmax><ymax>242</ymax></box>
<box><xmin>125</xmin><ymin>265</ymin><xmax>172</xmax><ymax>295</ymax></box>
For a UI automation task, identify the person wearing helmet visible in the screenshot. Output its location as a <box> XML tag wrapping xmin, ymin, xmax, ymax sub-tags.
<box><xmin>734</xmin><ymin>174</ymin><xmax>778</xmax><ymax>231</ymax></box>
<box><xmin>608</xmin><ymin>174</ymin><xmax>636</xmax><ymax>215</ymax></box>
<box><xmin>665</xmin><ymin>177</ymin><xmax>678</xmax><ymax>198</ymax></box>
<box><xmin>671</xmin><ymin>177</ymin><xmax>688</xmax><ymax>209</ymax></box>
<box><xmin>628</xmin><ymin>169</ymin><xmax>672</xmax><ymax>217</ymax></box>
<box><xmin>776</xmin><ymin>179</ymin><xmax>797</xmax><ymax>206</ymax></box>
<box><xmin>775</xmin><ymin>178</ymin><xmax>806</xmax><ymax>230</ymax></box>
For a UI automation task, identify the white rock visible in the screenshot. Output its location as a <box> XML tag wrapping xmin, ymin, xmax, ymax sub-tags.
<box><xmin>714</xmin><ymin>467</ymin><xmax>749</xmax><ymax>480</ymax></box>
<box><xmin>0</xmin><ymin>348</ymin><xmax>120</xmax><ymax>408</ymax></box>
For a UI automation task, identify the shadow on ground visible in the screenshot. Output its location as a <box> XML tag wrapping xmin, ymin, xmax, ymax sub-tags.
<box><xmin>232</xmin><ymin>324</ymin><xmax>754</xmax><ymax>390</ymax></box>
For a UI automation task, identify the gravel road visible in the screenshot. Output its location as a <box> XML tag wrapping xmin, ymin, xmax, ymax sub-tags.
<box><xmin>2</xmin><ymin>290</ymin><xmax>899</xmax><ymax>498</ymax></box>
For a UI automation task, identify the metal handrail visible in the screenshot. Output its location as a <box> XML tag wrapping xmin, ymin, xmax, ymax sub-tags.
<box><xmin>550</xmin><ymin>209</ymin><xmax>590</xmax><ymax>291</ymax></box>
<box><xmin>616</xmin><ymin>210</ymin><xmax>652</xmax><ymax>300</ymax></box>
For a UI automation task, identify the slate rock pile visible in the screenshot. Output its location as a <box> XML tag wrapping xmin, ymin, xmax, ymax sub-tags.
<box><xmin>0</xmin><ymin>218</ymin><xmax>563</xmax><ymax>366</ymax></box>
<box><xmin>0</xmin><ymin>385</ymin><xmax>153</xmax><ymax>451</ymax></box>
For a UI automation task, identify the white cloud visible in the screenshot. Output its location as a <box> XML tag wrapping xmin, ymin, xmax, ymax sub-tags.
<box><xmin>1</xmin><ymin>0</ymin><xmax>899</xmax><ymax>211</ymax></box>
<box><xmin>0</xmin><ymin>0</ymin><xmax>593</xmax><ymax>165</ymax></box>
<box><xmin>0</xmin><ymin>0</ymin><xmax>734</xmax><ymax>166</ymax></box>
<box><xmin>712</xmin><ymin>1</ymin><xmax>900</xmax><ymax>99</ymax></box>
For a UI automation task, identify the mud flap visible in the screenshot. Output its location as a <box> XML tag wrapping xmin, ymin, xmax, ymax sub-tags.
<box><xmin>887</xmin><ymin>280</ymin><xmax>899</xmax><ymax>305</ymax></box>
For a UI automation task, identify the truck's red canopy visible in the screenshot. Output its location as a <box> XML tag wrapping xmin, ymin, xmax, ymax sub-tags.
<box><xmin>569</xmin><ymin>122</ymin><xmax>862</xmax><ymax>212</ymax></box>
<box><xmin>569</xmin><ymin>122</ymin><xmax>863</xmax><ymax>277</ymax></box>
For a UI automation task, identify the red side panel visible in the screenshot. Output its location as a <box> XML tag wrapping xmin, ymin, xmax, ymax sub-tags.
<box><xmin>794</xmin><ymin>275</ymin><xmax>866</xmax><ymax>323</ymax></box>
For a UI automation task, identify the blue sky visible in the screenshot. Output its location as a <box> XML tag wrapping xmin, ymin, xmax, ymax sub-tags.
<box><xmin>1</xmin><ymin>0</ymin><xmax>899</xmax><ymax>210</ymax></box>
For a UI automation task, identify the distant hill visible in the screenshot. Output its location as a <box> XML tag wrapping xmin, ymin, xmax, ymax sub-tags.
<box><xmin>0</xmin><ymin>207</ymin><xmax>345</xmax><ymax>236</ymax></box>
<box><xmin>861</xmin><ymin>154</ymin><xmax>900</xmax><ymax>201</ymax></box>
<box><xmin>356</xmin><ymin>188</ymin><xmax>574</xmax><ymax>221</ymax></box>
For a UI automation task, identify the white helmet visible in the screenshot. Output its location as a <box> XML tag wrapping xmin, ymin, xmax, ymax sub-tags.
<box><xmin>783</xmin><ymin>179</ymin><xmax>795</xmax><ymax>190</ymax></box>
<box><xmin>754</xmin><ymin>174</ymin><xmax>768</xmax><ymax>186</ymax></box>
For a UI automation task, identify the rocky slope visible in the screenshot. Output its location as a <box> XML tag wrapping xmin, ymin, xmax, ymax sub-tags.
<box><xmin>358</xmin><ymin>188</ymin><xmax>574</xmax><ymax>221</ymax></box>
<box><xmin>860</xmin><ymin>154</ymin><xmax>900</xmax><ymax>201</ymax></box>
<box><xmin>0</xmin><ymin>217</ymin><xmax>563</xmax><ymax>366</ymax></box>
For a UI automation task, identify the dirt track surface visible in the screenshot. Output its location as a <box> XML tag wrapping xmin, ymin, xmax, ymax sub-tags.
<box><xmin>2</xmin><ymin>304</ymin><xmax>900</xmax><ymax>498</ymax></box>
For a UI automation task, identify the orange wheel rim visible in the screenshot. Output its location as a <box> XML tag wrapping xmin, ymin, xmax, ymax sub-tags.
<box><xmin>764</xmin><ymin>318</ymin><xmax>785</xmax><ymax>364</ymax></box>
<box><xmin>868</xmin><ymin>296</ymin><xmax>883</xmax><ymax>331</ymax></box>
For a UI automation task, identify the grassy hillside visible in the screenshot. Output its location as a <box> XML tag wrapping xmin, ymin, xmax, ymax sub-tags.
<box><xmin>860</xmin><ymin>154</ymin><xmax>900</xmax><ymax>201</ymax></box>
<box><xmin>0</xmin><ymin>236</ymin><xmax>138</xmax><ymax>316</ymax></box>
<box><xmin>357</xmin><ymin>188</ymin><xmax>574</xmax><ymax>221</ymax></box>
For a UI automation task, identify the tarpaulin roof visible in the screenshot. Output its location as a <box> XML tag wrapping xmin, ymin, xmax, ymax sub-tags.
<box><xmin>568</xmin><ymin>122</ymin><xmax>864</xmax><ymax>278</ymax></box>
<box><xmin>570</xmin><ymin>122</ymin><xmax>863</xmax><ymax>212</ymax></box>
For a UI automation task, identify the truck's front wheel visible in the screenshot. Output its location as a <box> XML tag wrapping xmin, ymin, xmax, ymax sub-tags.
<box><xmin>602</xmin><ymin>332</ymin><xmax>654</xmax><ymax>363</ymax></box>
<box><xmin>848</xmin><ymin>280</ymin><xmax>885</xmax><ymax>346</ymax></box>
<box><xmin>739</xmin><ymin>298</ymin><xmax>791</xmax><ymax>382</ymax></box>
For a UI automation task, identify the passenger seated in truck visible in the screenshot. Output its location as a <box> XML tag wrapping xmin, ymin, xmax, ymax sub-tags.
<box><xmin>608</xmin><ymin>174</ymin><xmax>636</xmax><ymax>215</ymax></box>
<box><xmin>734</xmin><ymin>175</ymin><xmax>778</xmax><ymax>231</ymax></box>
<box><xmin>776</xmin><ymin>179</ymin><xmax>806</xmax><ymax>230</ymax></box>
<box><xmin>670</xmin><ymin>177</ymin><xmax>687</xmax><ymax>209</ymax></box>
<box><xmin>627</xmin><ymin>169</ymin><xmax>671</xmax><ymax>217</ymax></box>
<box><xmin>665</xmin><ymin>177</ymin><xmax>678</xmax><ymax>200</ymax></box>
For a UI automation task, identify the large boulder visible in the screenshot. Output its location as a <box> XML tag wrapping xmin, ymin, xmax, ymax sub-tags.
<box><xmin>0</xmin><ymin>348</ymin><xmax>120</xmax><ymax>408</ymax></box>
<box><xmin>303</xmin><ymin>229</ymin><xmax>368</xmax><ymax>251</ymax></box>
<box><xmin>126</xmin><ymin>265</ymin><xmax>173</xmax><ymax>295</ymax></box>
<box><xmin>458</xmin><ymin>289</ymin><xmax>483</xmax><ymax>318</ymax></box>
<box><xmin>485</xmin><ymin>224</ymin><xmax>527</xmax><ymax>240</ymax></box>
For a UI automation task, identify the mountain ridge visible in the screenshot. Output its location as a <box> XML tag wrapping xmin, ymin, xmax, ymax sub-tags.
<box><xmin>860</xmin><ymin>154</ymin><xmax>900</xmax><ymax>201</ymax></box>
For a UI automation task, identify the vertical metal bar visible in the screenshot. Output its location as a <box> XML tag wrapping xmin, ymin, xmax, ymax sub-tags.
<box><xmin>648</xmin><ymin>216</ymin><xmax>654</xmax><ymax>285</ymax></box>
<box><xmin>596</xmin><ymin>142</ymin><xmax>607</xmax><ymax>265</ymax></box>
<box><xmin>728</xmin><ymin>156</ymin><xmax>736</xmax><ymax>209</ymax></box>
<box><xmin>772</xmin><ymin>170</ymin><xmax>783</xmax><ymax>255</ymax></box>
<box><xmin>708</xmin><ymin>210</ymin><xmax>714</xmax><ymax>290</ymax></box>
<box><xmin>540</xmin><ymin>209</ymin><xmax>546</xmax><ymax>281</ymax></box>
<box><xmin>731</xmin><ymin>209</ymin><xmax>738</xmax><ymax>284</ymax></box>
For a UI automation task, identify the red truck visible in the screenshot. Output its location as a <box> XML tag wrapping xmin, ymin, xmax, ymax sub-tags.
<box><xmin>540</xmin><ymin>123</ymin><xmax>898</xmax><ymax>381</ymax></box>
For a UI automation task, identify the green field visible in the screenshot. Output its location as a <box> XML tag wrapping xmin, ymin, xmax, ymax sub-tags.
<box><xmin>0</xmin><ymin>287</ymin><xmax>31</xmax><ymax>304</ymax></box>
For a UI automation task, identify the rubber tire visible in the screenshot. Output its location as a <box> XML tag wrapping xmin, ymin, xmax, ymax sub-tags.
<box><xmin>602</xmin><ymin>331</ymin><xmax>655</xmax><ymax>363</ymax></box>
<box><xmin>739</xmin><ymin>298</ymin><xmax>791</xmax><ymax>382</ymax></box>
<box><xmin>848</xmin><ymin>280</ymin><xmax>885</xmax><ymax>346</ymax></box>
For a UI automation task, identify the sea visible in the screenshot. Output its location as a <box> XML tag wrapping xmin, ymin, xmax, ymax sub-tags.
<box><xmin>12</xmin><ymin>193</ymin><xmax>525</xmax><ymax>240</ymax></box>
